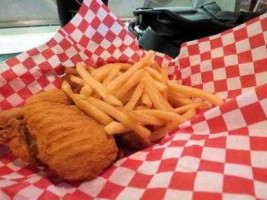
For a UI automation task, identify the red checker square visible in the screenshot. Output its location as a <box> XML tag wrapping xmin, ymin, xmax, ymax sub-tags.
<box><xmin>254</xmin><ymin>58</ymin><xmax>267</xmax><ymax>73</ymax></box>
<box><xmin>241</xmin><ymin>103</ymin><xmax>266</xmax><ymax>125</ymax></box>
<box><xmin>118</xmin><ymin>29</ymin><xmax>127</xmax><ymax>39</ymax></box>
<box><xmin>0</xmin><ymin>166</ymin><xmax>14</xmax><ymax>176</ymax></box>
<box><xmin>256</xmin><ymin>83</ymin><xmax>267</xmax><ymax>100</ymax></box>
<box><xmin>92</xmin><ymin>32</ymin><xmax>104</xmax><ymax>44</ymax></box>
<box><xmin>78</xmin><ymin>20</ymin><xmax>89</xmax><ymax>32</ymax></box>
<box><xmin>141</xmin><ymin>188</ymin><xmax>166</xmax><ymax>200</ymax></box>
<box><xmin>41</xmin><ymin>49</ymin><xmax>54</xmax><ymax>59</ymax></box>
<box><xmin>17</xmin><ymin>87</ymin><xmax>32</xmax><ymax>100</ymax></box>
<box><xmin>63</xmin><ymin>190</ymin><xmax>93</xmax><ymax>200</ymax></box>
<box><xmin>207</xmin><ymin>116</ymin><xmax>227</xmax><ymax>133</ymax></box>
<box><xmin>6</xmin><ymin>57</ymin><xmax>19</xmax><ymax>67</ymax></box>
<box><xmin>190</xmin><ymin>134</ymin><xmax>207</xmax><ymax>141</ymax></box>
<box><xmin>17</xmin><ymin>166</ymin><xmax>38</xmax><ymax>176</ymax></box>
<box><xmin>0</xmin><ymin>84</ymin><xmax>15</xmax><ymax>98</ymax></box>
<box><xmin>71</xmin><ymin>54</ymin><xmax>83</xmax><ymax>64</ymax></box>
<box><xmin>191</xmin><ymin>114</ymin><xmax>205</xmax><ymax>124</ymax></box>
<box><xmin>233</xmin><ymin>27</ymin><xmax>248</xmax><ymax>42</ymax></box>
<box><xmin>193</xmin><ymin>192</ymin><xmax>221</xmax><ymax>200</ymax></box>
<box><xmin>214</xmin><ymin>80</ymin><xmax>228</xmax><ymax>92</ymax></box>
<box><xmin>3</xmin><ymin>182</ymin><xmax>30</xmax><ymax>198</ymax></box>
<box><xmin>238</xmin><ymin>50</ymin><xmax>253</xmax><ymax>63</ymax></box>
<box><xmin>211</xmin><ymin>57</ymin><xmax>225</xmax><ymax>69</ymax></box>
<box><xmin>22</xmin><ymin>58</ymin><xmax>36</xmax><ymax>70</ymax></box>
<box><xmin>223</xmin><ymin>175</ymin><xmax>254</xmax><ymax>195</ymax></box>
<box><xmin>92</xmin><ymin>17</ymin><xmax>101</xmax><ymax>29</ymax></box>
<box><xmin>1</xmin><ymin>100</ymin><xmax>14</xmax><ymax>110</ymax></box>
<box><xmin>228</xmin><ymin>127</ymin><xmax>249</xmax><ymax>136</ymax></box>
<box><xmin>220</xmin><ymin>100</ymin><xmax>238</xmax><ymax>113</ymax></box>
<box><xmin>249</xmin><ymin>34</ymin><xmax>265</xmax><ymax>49</ymax></box>
<box><xmin>250</xmin><ymin>137</ymin><xmax>267</xmax><ymax>151</ymax></box>
<box><xmin>106</xmin><ymin>30</ymin><xmax>116</xmax><ymax>42</ymax></box>
<box><xmin>223</xmin><ymin>43</ymin><xmax>237</xmax><ymax>56</ymax></box>
<box><xmin>191</xmin><ymin>65</ymin><xmax>200</xmax><ymax>74</ymax></box>
<box><xmin>205</xmin><ymin>137</ymin><xmax>226</xmax><ymax>148</ymax></box>
<box><xmin>169</xmin><ymin>140</ymin><xmax>187</xmax><ymax>147</ymax></box>
<box><xmin>146</xmin><ymin>149</ymin><xmax>164</xmax><ymax>161</ymax></box>
<box><xmin>210</xmin><ymin>38</ymin><xmax>223</xmax><ymax>49</ymax></box>
<box><xmin>226</xmin><ymin>65</ymin><xmax>240</xmax><ymax>78</ymax></box>
<box><xmin>200</xmin><ymin>51</ymin><xmax>211</xmax><ymax>61</ymax></box>
<box><xmin>198</xmin><ymin>37</ymin><xmax>209</xmax><ymax>43</ymax></box>
<box><xmin>80</xmin><ymin>35</ymin><xmax>90</xmax><ymax>47</ymax></box>
<box><xmin>240</xmin><ymin>75</ymin><xmax>256</xmax><ymax>88</ymax></box>
<box><xmin>64</xmin><ymin>22</ymin><xmax>76</xmax><ymax>34</ymax></box>
<box><xmin>2</xmin><ymin>69</ymin><xmax>18</xmax><ymax>82</ymax></box>
<box><xmin>78</xmin><ymin>4</ymin><xmax>88</xmax><ymax>17</ymax></box>
<box><xmin>169</xmin><ymin>172</ymin><xmax>196</xmax><ymax>190</ymax></box>
<box><xmin>201</xmin><ymin>71</ymin><xmax>213</xmax><ymax>83</ymax></box>
<box><xmin>38</xmin><ymin>191</ymin><xmax>60</xmax><ymax>200</ymax></box>
<box><xmin>158</xmin><ymin>158</ymin><xmax>177</xmax><ymax>172</ymax></box>
<box><xmin>199</xmin><ymin>160</ymin><xmax>224</xmax><ymax>173</ymax></box>
<box><xmin>27</xmin><ymin>48</ymin><xmax>40</xmax><ymax>56</ymax></box>
<box><xmin>253</xmin><ymin>167</ymin><xmax>267</xmax><ymax>182</ymax></box>
<box><xmin>98</xmin><ymin>182</ymin><xmax>124</xmax><ymax>199</ymax></box>
<box><xmin>227</xmin><ymin>90</ymin><xmax>242</xmax><ymax>98</ymax></box>
<box><xmin>90</xmin><ymin>0</ymin><xmax>101</xmax><ymax>14</ymax></box>
<box><xmin>107</xmin><ymin>45</ymin><xmax>116</xmax><ymax>54</ymax></box>
<box><xmin>37</xmin><ymin>76</ymin><xmax>50</xmax><ymax>88</ymax></box>
<box><xmin>59</xmin><ymin>39</ymin><xmax>72</xmax><ymax>50</ymax></box>
<box><xmin>34</xmin><ymin>178</ymin><xmax>52</xmax><ymax>189</ymax></box>
<box><xmin>58</xmin><ymin>53</ymin><xmax>68</xmax><ymax>63</ymax></box>
<box><xmin>188</xmin><ymin>44</ymin><xmax>200</xmax><ymax>55</ymax></box>
<box><xmin>46</xmin><ymin>38</ymin><xmax>57</xmax><ymax>48</ymax></box>
<box><xmin>121</xmin><ymin>159</ymin><xmax>143</xmax><ymax>171</ymax></box>
<box><xmin>246</xmin><ymin>16</ymin><xmax>260</xmax><ymax>25</ymax></box>
<box><xmin>20</xmin><ymin>72</ymin><xmax>35</xmax><ymax>85</ymax></box>
<box><xmin>182</xmin><ymin>146</ymin><xmax>203</xmax><ymax>157</ymax></box>
<box><xmin>180</xmin><ymin>57</ymin><xmax>190</xmax><ymax>68</ymax></box>
<box><xmin>103</xmin><ymin>15</ymin><xmax>116</xmax><ymax>27</ymax></box>
<box><xmin>226</xmin><ymin>149</ymin><xmax>251</xmax><ymax>165</ymax></box>
<box><xmin>128</xmin><ymin>173</ymin><xmax>152</xmax><ymax>188</ymax></box>
<box><xmin>261</xmin><ymin>17</ymin><xmax>267</xmax><ymax>31</ymax></box>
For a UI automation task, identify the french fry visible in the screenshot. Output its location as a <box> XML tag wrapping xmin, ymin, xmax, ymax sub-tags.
<box><xmin>168</xmin><ymin>81</ymin><xmax>223</xmax><ymax>106</ymax></box>
<box><xmin>135</xmin><ymin>109</ymin><xmax>187</xmax><ymax>124</ymax></box>
<box><xmin>93</xmin><ymin>67</ymin><xmax>113</xmax><ymax>82</ymax></box>
<box><xmin>103</xmin><ymin>66</ymin><xmax>120</xmax><ymax>86</ymax></box>
<box><xmin>70</xmin><ymin>75</ymin><xmax>84</xmax><ymax>86</ymax></box>
<box><xmin>61</xmin><ymin>81</ymin><xmax>113</xmax><ymax>125</ymax></box>
<box><xmin>150</xmin><ymin>126</ymin><xmax>168</xmax><ymax>142</ymax></box>
<box><xmin>161</xmin><ymin>65</ymin><xmax>168</xmax><ymax>85</ymax></box>
<box><xmin>118</xmin><ymin>63</ymin><xmax>132</xmax><ymax>71</ymax></box>
<box><xmin>128</xmin><ymin>111</ymin><xmax>165</xmax><ymax>126</ymax></box>
<box><xmin>182</xmin><ymin>108</ymin><xmax>196</xmax><ymax>120</ymax></box>
<box><xmin>76</xmin><ymin>62</ymin><xmax>123</xmax><ymax>106</ymax></box>
<box><xmin>168</xmin><ymin>95</ymin><xmax>193</xmax><ymax>106</ymax></box>
<box><xmin>87</xmin><ymin>65</ymin><xmax>95</xmax><ymax>73</ymax></box>
<box><xmin>145</xmin><ymin>67</ymin><xmax>162</xmax><ymax>81</ymax></box>
<box><xmin>104</xmin><ymin>121</ymin><xmax>131</xmax><ymax>135</ymax></box>
<box><xmin>141</xmin><ymin>72</ymin><xmax>173</xmax><ymax>111</ymax></box>
<box><xmin>123</xmin><ymin>83</ymin><xmax>144</xmax><ymax>111</ymax></box>
<box><xmin>174</xmin><ymin>102</ymin><xmax>207</xmax><ymax>114</ymax></box>
<box><xmin>65</xmin><ymin>67</ymin><xmax>78</xmax><ymax>75</ymax></box>
<box><xmin>141</xmin><ymin>93</ymin><xmax>152</xmax><ymax>108</ymax></box>
<box><xmin>80</xmin><ymin>84</ymin><xmax>93</xmax><ymax>97</ymax></box>
<box><xmin>120</xmin><ymin>88</ymin><xmax>135</xmax><ymax>104</ymax></box>
<box><xmin>107</xmin><ymin>50</ymin><xmax>154</xmax><ymax>91</ymax></box>
<box><xmin>86</xmin><ymin>97</ymin><xmax>151</xmax><ymax>139</ymax></box>
<box><xmin>114</xmin><ymin>70</ymin><xmax>143</xmax><ymax>99</ymax></box>
<box><xmin>151</xmin><ymin>78</ymin><xmax>168</xmax><ymax>92</ymax></box>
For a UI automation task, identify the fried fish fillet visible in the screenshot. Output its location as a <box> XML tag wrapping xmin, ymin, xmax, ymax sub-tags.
<box><xmin>0</xmin><ymin>90</ymin><xmax>118</xmax><ymax>181</ymax></box>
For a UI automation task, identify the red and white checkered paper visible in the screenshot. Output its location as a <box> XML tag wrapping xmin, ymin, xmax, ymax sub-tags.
<box><xmin>1</xmin><ymin>0</ymin><xmax>267</xmax><ymax>199</ymax></box>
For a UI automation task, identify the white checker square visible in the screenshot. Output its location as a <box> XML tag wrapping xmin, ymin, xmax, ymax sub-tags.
<box><xmin>248</xmin><ymin>120</ymin><xmax>267</xmax><ymax>137</ymax></box>
<box><xmin>190</xmin><ymin>73</ymin><xmax>202</xmax><ymax>85</ymax></box>
<box><xmin>85</xmin><ymin>26</ymin><xmax>96</xmax><ymax>38</ymax></box>
<box><xmin>237</xmin><ymin>89</ymin><xmax>258</xmax><ymax>107</ymax></box>
<box><xmin>222</xmin><ymin>193</ymin><xmax>255</xmax><ymax>200</ymax></box>
<box><xmin>252</xmin><ymin>46</ymin><xmax>267</xmax><ymax>62</ymax></box>
<box><xmin>0</xmin><ymin>190</ymin><xmax>11</xmax><ymax>200</ymax></box>
<box><xmin>264</xmin><ymin>31</ymin><xmax>267</xmax><ymax>44</ymax></box>
<box><xmin>0</xmin><ymin>180</ymin><xmax>15</xmax><ymax>187</ymax></box>
<box><xmin>181</xmin><ymin>67</ymin><xmax>192</xmax><ymax>79</ymax></box>
<box><xmin>12</xmin><ymin>64</ymin><xmax>27</xmax><ymax>76</ymax></box>
<box><xmin>247</xmin><ymin>21</ymin><xmax>263</xmax><ymax>37</ymax></box>
<box><xmin>235</xmin><ymin>39</ymin><xmax>251</xmax><ymax>53</ymax></box>
<box><xmin>71</xmin><ymin>29</ymin><xmax>83</xmax><ymax>43</ymax></box>
<box><xmin>0</xmin><ymin>63</ymin><xmax>9</xmax><ymax>74</ymax></box>
<box><xmin>147</xmin><ymin>172</ymin><xmax>173</xmax><ymax>188</ymax></box>
<box><xmin>202</xmin><ymin>147</ymin><xmax>226</xmax><ymax>163</ymax></box>
<box><xmin>223</xmin><ymin>110</ymin><xmax>247</xmax><ymax>130</ymax></box>
<box><xmin>2</xmin><ymin>172</ymin><xmax>24</xmax><ymax>179</ymax></box>
<box><xmin>54</xmin><ymin>32</ymin><xmax>64</xmax><ymax>43</ymax></box>
<box><xmin>124</xmin><ymin>34</ymin><xmax>135</xmax><ymax>46</ymax></box>
<box><xmin>260</xmin><ymin>99</ymin><xmax>267</xmax><ymax>117</ymax></box>
<box><xmin>173</xmin><ymin>133</ymin><xmax>191</xmax><ymax>141</ymax></box>
<box><xmin>28</xmin><ymin>80</ymin><xmax>42</xmax><ymax>94</ymax></box>
<box><xmin>194</xmin><ymin>172</ymin><xmax>223</xmax><ymax>192</ymax></box>
<box><xmin>211</xmin><ymin>47</ymin><xmax>224</xmax><ymax>58</ymax></box>
<box><xmin>239</xmin><ymin>62</ymin><xmax>255</xmax><ymax>76</ymax></box>
<box><xmin>48</xmin><ymin>55</ymin><xmax>61</xmax><ymax>67</ymax></box>
<box><xmin>14</xmin><ymin>185</ymin><xmax>43</xmax><ymax>200</ymax></box>
<box><xmin>256</xmin><ymin>72</ymin><xmax>267</xmax><ymax>86</ymax></box>
<box><xmin>224</xmin><ymin>55</ymin><xmax>238</xmax><ymax>66</ymax></box>
<box><xmin>47</xmin><ymin>183</ymin><xmax>75</xmax><ymax>197</ymax></box>
<box><xmin>110</xmin><ymin>21</ymin><xmax>123</xmax><ymax>34</ymax></box>
<box><xmin>31</xmin><ymin>54</ymin><xmax>46</xmax><ymax>65</ymax></box>
<box><xmin>117</xmin><ymin>187</ymin><xmax>144</xmax><ymax>200</ymax></box>
<box><xmin>200</xmin><ymin>60</ymin><xmax>212</xmax><ymax>72</ymax></box>
<box><xmin>16</xmin><ymin>53</ymin><xmax>27</xmax><ymax>62</ymax></box>
<box><xmin>199</xmin><ymin>41</ymin><xmax>211</xmax><ymax>53</ymax></box>
<box><xmin>224</xmin><ymin>163</ymin><xmax>253</xmax><ymax>179</ymax></box>
<box><xmin>87</xmin><ymin>40</ymin><xmax>98</xmax><ymax>52</ymax></box>
<box><xmin>8</xmin><ymin>78</ymin><xmax>26</xmax><ymax>92</ymax></box>
<box><xmin>204</xmin><ymin>106</ymin><xmax>221</xmax><ymax>120</ymax></box>
<box><xmin>124</xmin><ymin>47</ymin><xmax>135</xmax><ymax>57</ymax></box>
<box><xmin>85</xmin><ymin>10</ymin><xmax>96</xmax><ymax>23</ymax></box>
<box><xmin>189</xmin><ymin>55</ymin><xmax>201</xmax><ymax>66</ymax></box>
<box><xmin>138</xmin><ymin>161</ymin><xmax>160</xmax><ymax>175</ymax></box>
<box><xmin>79</xmin><ymin>177</ymin><xmax>107</xmax><ymax>197</ymax></box>
<box><xmin>179</xmin><ymin>47</ymin><xmax>188</xmax><ymax>58</ymax></box>
<box><xmin>222</xmin><ymin>32</ymin><xmax>235</xmax><ymax>46</ymax></box>
<box><xmin>226</xmin><ymin>135</ymin><xmax>250</xmax><ymax>150</ymax></box>
<box><xmin>203</xmin><ymin>82</ymin><xmax>215</xmax><ymax>94</ymax></box>
<box><xmin>100</xmin><ymin>38</ymin><xmax>111</xmax><ymax>49</ymax></box>
<box><xmin>7</xmin><ymin>158</ymin><xmax>27</xmax><ymax>171</ymax></box>
<box><xmin>72</xmin><ymin>13</ymin><xmax>83</xmax><ymax>26</ymax></box>
<box><xmin>65</xmin><ymin>46</ymin><xmax>77</xmax><ymax>58</ymax></box>
<box><xmin>97</xmin><ymin>23</ymin><xmax>109</xmax><ymax>36</ymax></box>
<box><xmin>109</xmin><ymin>167</ymin><xmax>136</xmax><ymax>186</ymax></box>
<box><xmin>192</xmin><ymin>121</ymin><xmax>210</xmax><ymax>134</ymax></box>
<box><xmin>165</xmin><ymin>189</ymin><xmax>193</xmax><ymax>200</ymax></box>
<box><xmin>213</xmin><ymin>68</ymin><xmax>226</xmax><ymax>81</ymax></box>
<box><xmin>129</xmin><ymin>151</ymin><xmax>148</xmax><ymax>161</ymax></box>
<box><xmin>251</xmin><ymin>151</ymin><xmax>267</xmax><ymax>168</ymax></box>
<box><xmin>97</xmin><ymin>7</ymin><xmax>108</xmax><ymax>21</ymax></box>
<box><xmin>185</xmin><ymin>139</ymin><xmax>205</xmax><ymax>147</ymax></box>
<box><xmin>6</xmin><ymin>93</ymin><xmax>24</xmax><ymax>107</ymax></box>
<box><xmin>254</xmin><ymin>180</ymin><xmax>267</xmax><ymax>199</ymax></box>
<box><xmin>162</xmin><ymin>147</ymin><xmax>183</xmax><ymax>159</ymax></box>
<box><xmin>227</xmin><ymin>77</ymin><xmax>241</xmax><ymax>90</ymax></box>
<box><xmin>176</xmin><ymin>156</ymin><xmax>200</xmax><ymax>172</ymax></box>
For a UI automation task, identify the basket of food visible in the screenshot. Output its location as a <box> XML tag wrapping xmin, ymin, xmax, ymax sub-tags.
<box><xmin>0</xmin><ymin>0</ymin><xmax>267</xmax><ymax>199</ymax></box>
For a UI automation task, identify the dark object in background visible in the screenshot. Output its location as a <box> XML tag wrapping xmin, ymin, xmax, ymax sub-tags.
<box><xmin>129</xmin><ymin>2</ymin><xmax>261</xmax><ymax>58</ymax></box>
<box><xmin>56</xmin><ymin>0</ymin><xmax>108</xmax><ymax>26</ymax></box>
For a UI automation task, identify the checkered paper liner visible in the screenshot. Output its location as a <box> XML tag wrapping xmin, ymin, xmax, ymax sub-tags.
<box><xmin>1</xmin><ymin>0</ymin><xmax>267</xmax><ymax>199</ymax></box>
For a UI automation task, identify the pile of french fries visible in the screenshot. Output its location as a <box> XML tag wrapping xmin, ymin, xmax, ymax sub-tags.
<box><xmin>62</xmin><ymin>50</ymin><xmax>223</xmax><ymax>144</ymax></box>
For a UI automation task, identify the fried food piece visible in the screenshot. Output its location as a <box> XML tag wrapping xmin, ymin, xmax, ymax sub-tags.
<box><xmin>0</xmin><ymin>90</ymin><xmax>118</xmax><ymax>181</ymax></box>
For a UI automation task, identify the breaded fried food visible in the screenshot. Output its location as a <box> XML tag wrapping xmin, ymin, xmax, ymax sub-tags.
<box><xmin>0</xmin><ymin>89</ymin><xmax>118</xmax><ymax>181</ymax></box>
